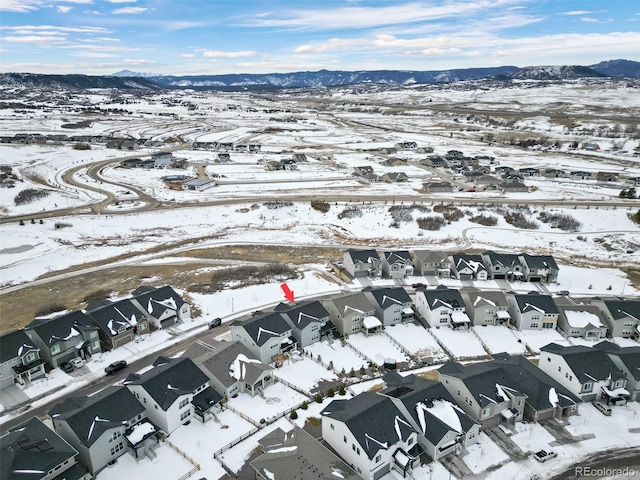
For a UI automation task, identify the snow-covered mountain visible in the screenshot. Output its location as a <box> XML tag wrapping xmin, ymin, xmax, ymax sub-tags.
<box><xmin>0</xmin><ymin>73</ymin><xmax>162</xmax><ymax>90</ymax></box>
<box><xmin>112</xmin><ymin>69</ymin><xmax>163</xmax><ymax>78</ymax></box>
<box><xmin>510</xmin><ymin>65</ymin><xmax>606</xmax><ymax>80</ymax></box>
<box><xmin>589</xmin><ymin>59</ymin><xmax>640</xmax><ymax>78</ymax></box>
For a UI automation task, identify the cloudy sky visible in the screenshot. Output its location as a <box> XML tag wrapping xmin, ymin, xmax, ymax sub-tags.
<box><xmin>1</xmin><ymin>0</ymin><xmax>638</xmax><ymax>75</ymax></box>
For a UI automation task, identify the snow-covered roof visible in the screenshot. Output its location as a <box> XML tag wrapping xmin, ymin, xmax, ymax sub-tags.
<box><xmin>564</xmin><ymin>310</ymin><xmax>604</xmax><ymax>329</ymax></box>
<box><xmin>363</xmin><ymin>316</ymin><xmax>382</xmax><ymax>329</ymax></box>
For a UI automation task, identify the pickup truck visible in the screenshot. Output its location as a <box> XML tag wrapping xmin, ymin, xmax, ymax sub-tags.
<box><xmin>533</xmin><ymin>450</ymin><xmax>557</xmax><ymax>463</ymax></box>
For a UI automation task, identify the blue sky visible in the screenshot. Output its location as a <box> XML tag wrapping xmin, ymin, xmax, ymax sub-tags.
<box><xmin>1</xmin><ymin>0</ymin><xmax>638</xmax><ymax>75</ymax></box>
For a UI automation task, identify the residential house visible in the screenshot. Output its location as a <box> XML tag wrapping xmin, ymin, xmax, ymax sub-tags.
<box><xmin>151</xmin><ymin>152</ymin><xmax>172</xmax><ymax>168</ymax></box>
<box><xmin>129</xmin><ymin>285</ymin><xmax>190</xmax><ymax>330</ymax></box>
<box><xmin>501</xmin><ymin>173</ymin><xmax>524</xmax><ymax>183</ymax></box>
<box><xmin>250</xmin><ymin>426</ymin><xmax>360</xmax><ymax>480</ymax></box>
<box><xmin>49</xmin><ymin>387</ymin><xmax>149</xmax><ymax>475</ymax></box>
<box><xmin>596</xmin><ymin>172</ymin><xmax>619</xmax><ymax>182</ymax></box>
<box><xmin>494</xmin><ymin>166</ymin><xmax>515</xmax><ymax>176</ymax></box>
<box><xmin>354</xmin><ymin>166</ymin><xmax>374</xmax><ymax>177</ymax></box>
<box><xmin>411</xmin><ymin>250</ymin><xmax>450</xmax><ymax>278</ymax></box>
<box><xmin>415</xmin><ymin>286</ymin><xmax>470</xmax><ymax>329</ymax></box>
<box><xmin>460</xmin><ymin>288</ymin><xmax>511</xmax><ymax>326</ymax></box>
<box><xmin>363</xmin><ymin>286</ymin><xmax>414</xmax><ymax>326</ymax></box>
<box><xmin>506</xmin><ymin>292</ymin><xmax>559</xmax><ymax>330</ymax></box>
<box><xmin>450</xmin><ymin>254</ymin><xmax>488</xmax><ymax>281</ymax></box>
<box><xmin>589</xmin><ymin>298</ymin><xmax>640</xmax><ymax>338</ymax></box>
<box><xmin>539</xmin><ymin>343</ymin><xmax>629</xmax><ymax>404</ymax></box>
<box><xmin>281</xmin><ymin>158</ymin><xmax>297</xmax><ymax>170</ymax></box>
<box><xmin>230</xmin><ymin>311</ymin><xmax>294</xmax><ymax>363</ymax></box>
<box><xmin>583</xmin><ymin>142</ymin><xmax>600</xmax><ymax>151</ymax></box>
<box><xmin>518</xmin><ymin>167</ymin><xmax>541</xmax><ymax>177</ymax></box>
<box><xmin>593</xmin><ymin>342</ymin><xmax>640</xmax><ymax>401</ymax></box>
<box><xmin>380</xmin><ymin>250</ymin><xmax>413</xmax><ymax>279</ymax></box>
<box><xmin>186</xmin><ymin>339</ymin><xmax>273</xmax><ymax>399</ymax></box>
<box><xmin>343</xmin><ymin>249</ymin><xmax>382</xmax><ymax>278</ymax></box>
<box><xmin>217</xmin><ymin>152</ymin><xmax>231</xmax><ymax>162</ymax></box>
<box><xmin>321</xmin><ymin>392</ymin><xmax>421</xmax><ymax>480</ymax></box>
<box><xmin>395</xmin><ymin>141</ymin><xmax>417</xmax><ymax>150</ymax></box>
<box><xmin>124</xmin><ymin>356</ymin><xmax>212</xmax><ymax>434</ymax></box>
<box><xmin>292</xmin><ymin>153</ymin><xmax>307</xmax><ymax>162</ymax></box>
<box><xmin>481</xmin><ymin>251</ymin><xmax>525</xmax><ymax>281</ymax></box>
<box><xmin>518</xmin><ymin>254</ymin><xmax>559</xmax><ymax>283</ymax></box>
<box><xmin>438</xmin><ymin>353</ymin><xmax>580</xmax><ymax>428</ymax></box>
<box><xmin>181</xmin><ymin>178</ymin><xmax>216</xmax><ymax>191</ymax></box>
<box><xmin>499</xmin><ymin>182</ymin><xmax>529</xmax><ymax>193</ymax></box>
<box><xmin>570</xmin><ymin>170</ymin><xmax>593</xmax><ymax>180</ymax></box>
<box><xmin>544</xmin><ymin>168</ymin><xmax>567</xmax><ymax>178</ymax></box>
<box><xmin>322</xmin><ymin>293</ymin><xmax>379</xmax><ymax>337</ymax></box>
<box><xmin>382</xmin><ymin>172</ymin><xmax>408</xmax><ymax>183</ymax></box>
<box><xmin>86</xmin><ymin>298</ymin><xmax>150</xmax><ymax>350</ymax></box>
<box><xmin>275</xmin><ymin>300</ymin><xmax>332</xmax><ymax>347</ymax></box>
<box><xmin>0</xmin><ymin>330</ymin><xmax>46</xmax><ymax>391</ymax></box>
<box><xmin>472</xmin><ymin>175</ymin><xmax>501</xmax><ymax>187</ymax></box>
<box><xmin>1</xmin><ymin>417</ymin><xmax>88</xmax><ymax>480</ymax></box>
<box><xmin>554</xmin><ymin>299</ymin><xmax>608</xmax><ymax>340</ymax></box>
<box><xmin>421</xmin><ymin>156</ymin><xmax>449</xmax><ymax>168</ymax></box>
<box><xmin>120</xmin><ymin>158</ymin><xmax>144</xmax><ymax>168</ymax></box>
<box><xmin>423</xmin><ymin>181</ymin><xmax>454</xmax><ymax>193</ymax></box>
<box><xmin>378</xmin><ymin>372</ymin><xmax>479</xmax><ymax>462</ymax></box>
<box><xmin>25</xmin><ymin>311</ymin><xmax>101</xmax><ymax>369</ymax></box>
<box><xmin>248</xmin><ymin>144</ymin><xmax>261</xmax><ymax>153</ymax></box>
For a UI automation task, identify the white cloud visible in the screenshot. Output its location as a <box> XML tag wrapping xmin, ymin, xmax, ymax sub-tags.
<box><xmin>56</xmin><ymin>5</ymin><xmax>72</xmax><ymax>13</ymax></box>
<box><xmin>563</xmin><ymin>10</ymin><xmax>592</xmax><ymax>16</ymax></box>
<box><xmin>0</xmin><ymin>25</ymin><xmax>110</xmax><ymax>34</ymax></box>
<box><xmin>112</xmin><ymin>6</ymin><xmax>146</xmax><ymax>14</ymax></box>
<box><xmin>202</xmin><ymin>50</ymin><xmax>257</xmax><ymax>58</ymax></box>
<box><xmin>181</xmin><ymin>53</ymin><xmax>195</xmax><ymax>58</ymax></box>
<box><xmin>0</xmin><ymin>0</ymin><xmax>44</xmax><ymax>12</ymax></box>
<box><xmin>105</xmin><ymin>0</ymin><xmax>136</xmax><ymax>2</ymax></box>
<box><xmin>123</xmin><ymin>58</ymin><xmax>155</xmax><ymax>64</ymax></box>
<box><xmin>1</xmin><ymin>35</ymin><xmax>67</xmax><ymax>44</ymax></box>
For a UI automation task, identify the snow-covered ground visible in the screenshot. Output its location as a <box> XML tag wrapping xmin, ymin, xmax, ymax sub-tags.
<box><xmin>463</xmin><ymin>432</ymin><xmax>510</xmax><ymax>474</ymax></box>
<box><xmin>515</xmin><ymin>329</ymin><xmax>570</xmax><ymax>354</ymax></box>
<box><xmin>226</xmin><ymin>382</ymin><xmax>308</xmax><ymax>424</ymax></box>
<box><xmin>348</xmin><ymin>332</ymin><xmax>412</xmax><ymax>366</ymax></box>
<box><xmin>472</xmin><ymin>325</ymin><xmax>528</xmax><ymax>355</ymax></box>
<box><xmin>274</xmin><ymin>356</ymin><xmax>337</xmax><ymax>393</ymax></box>
<box><xmin>430</xmin><ymin>327</ymin><xmax>489</xmax><ymax>359</ymax></box>
<box><xmin>306</xmin><ymin>339</ymin><xmax>369</xmax><ymax>374</ymax></box>
<box><xmin>385</xmin><ymin>322</ymin><xmax>449</xmax><ymax>363</ymax></box>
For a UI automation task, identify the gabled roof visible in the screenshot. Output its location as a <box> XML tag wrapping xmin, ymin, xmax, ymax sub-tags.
<box><xmin>602</xmin><ymin>299</ymin><xmax>640</xmax><ymax>322</ymax></box>
<box><xmin>559</xmin><ymin>306</ymin><xmax>606</xmax><ymax>330</ymax></box>
<box><xmin>324</xmin><ymin>293</ymin><xmax>376</xmax><ymax>318</ymax></box>
<box><xmin>541</xmin><ymin>343</ymin><xmax>626</xmax><ymax>383</ymax></box>
<box><xmin>231</xmin><ymin>312</ymin><xmax>291</xmax><ymax>346</ymax></box>
<box><xmin>1</xmin><ymin>417</ymin><xmax>78</xmax><ymax>480</ymax></box>
<box><xmin>131</xmin><ymin>285</ymin><xmax>186</xmax><ymax>317</ymax></box>
<box><xmin>48</xmin><ymin>387</ymin><xmax>144</xmax><ymax>447</ymax></box>
<box><xmin>124</xmin><ymin>357</ymin><xmax>209</xmax><ymax>410</ymax></box>
<box><xmin>452</xmin><ymin>254</ymin><xmax>487</xmax><ymax>274</ymax></box>
<box><xmin>382</xmin><ymin>250</ymin><xmax>412</xmax><ymax>264</ymax></box>
<box><xmin>519</xmin><ymin>254</ymin><xmax>558</xmax><ymax>270</ymax></box>
<box><xmin>275</xmin><ymin>301</ymin><xmax>330</xmax><ymax>329</ymax></box>
<box><xmin>322</xmin><ymin>393</ymin><xmax>415</xmax><ymax>459</ymax></box>
<box><xmin>412</xmin><ymin>250</ymin><xmax>449</xmax><ymax>264</ymax></box>
<box><xmin>378</xmin><ymin>375</ymin><xmax>476</xmax><ymax>446</ymax></box>
<box><xmin>481</xmin><ymin>251</ymin><xmax>523</xmax><ymax>269</ymax></box>
<box><xmin>593</xmin><ymin>341</ymin><xmax>640</xmax><ymax>381</ymax></box>
<box><xmin>87</xmin><ymin>299</ymin><xmax>143</xmax><ymax>337</ymax></box>
<box><xmin>26</xmin><ymin>311</ymin><xmax>97</xmax><ymax>346</ymax></box>
<box><xmin>418</xmin><ymin>287</ymin><xmax>465</xmax><ymax>311</ymax></box>
<box><xmin>365</xmin><ymin>286</ymin><xmax>412</xmax><ymax>309</ymax></box>
<box><xmin>0</xmin><ymin>330</ymin><xmax>39</xmax><ymax>363</ymax></box>
<box><xmin>188</xmin><ymin>340</ymin><xmax>259</xmax><ymax>389</ymax></box>
<box><xmin>345</xmin><ymin>248</ymin><xmax>380</xmax><ymax>264</ymax></box>
<box><xmin>512</xmin><ymin>293</ymin><xmax>559</xmax><ymax>315</ymax></box>
<box><xmin>463</xmin><ymin>290</ymin><xmax>509</xmax><ymax>310</ymax></box>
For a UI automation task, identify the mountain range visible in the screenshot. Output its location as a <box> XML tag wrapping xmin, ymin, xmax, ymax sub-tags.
<box><xmin>1</xmin><ymin>60</ymin><xmax>638</xmax><ymax>91</ymax></box>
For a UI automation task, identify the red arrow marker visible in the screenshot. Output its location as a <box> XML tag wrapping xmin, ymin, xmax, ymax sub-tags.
<box><xmin>281</xmin><ymin>283</ymin><xmax>295</xmax><ymax>302</ymax></box>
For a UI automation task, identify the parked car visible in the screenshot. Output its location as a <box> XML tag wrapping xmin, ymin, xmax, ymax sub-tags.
<box><xmin>69</xmin><ymin>357</ymin><xmax>85</xmax><ymax>369</ymax></box>
<box><xmin>594</xmin><ymin>401</ymin><xmax>612</xmax><ymax>416</ymax></box>
<box><xmin>105</xmin><ymin>360</ymin><xmax>127</xmax><ymax>376</ymax></box>
<box><xmin>208</xmin><ymin>317</ymin><xmax>222</xmax><ymax>329</ymax></box>
<box><xmin>533</xmin><ymin>450</ymin><xmax>557</xmax><ymax>463</ymax></box>
<box><xmin>60</xmin><ymin>362</ymin><xmax>74</xmax><ymax>374</ymax></box>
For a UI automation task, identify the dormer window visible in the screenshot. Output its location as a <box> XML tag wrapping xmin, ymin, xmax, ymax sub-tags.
<box><xmin>582</xmin><ymin>382</ymin><xmax>593</xmax><ymax>393</ymax></box>
<box><xmin>614</xmin><ymin>379</ymin><xmax>624</xmax><ymax>388</ymax></box>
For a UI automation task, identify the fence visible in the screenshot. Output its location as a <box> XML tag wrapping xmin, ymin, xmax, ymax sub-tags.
<box><xmin>162</xmin><ymin>437</ymin><xmax>200</xmax><ymax>480</ymax></box>
<box><xmin>224</xmin><ymin>403</ymin><xmax>263</xmax><ymax>427</ymax></box>
<box><xmin>382</xmin><ymin>330</ymin><xmax>419</xmax><ymax>363</ymax></box>
<box><xmin>275</xmin><ymin>376</ymin><xmax>313</xmax><ymax>398</ymax></box>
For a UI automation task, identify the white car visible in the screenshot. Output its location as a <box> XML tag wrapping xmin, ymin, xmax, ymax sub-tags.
<box><xmin>533</xmin><ymin>450</ymin><xmax>557</xmax><ymax>463</ymax></box>
<box><xmin>69</xmin><ymin>357</ymin><xmax>85</xmax><ymax>369</ymax></box>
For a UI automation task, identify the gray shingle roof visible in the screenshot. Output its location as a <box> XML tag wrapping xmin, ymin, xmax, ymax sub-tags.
<box><xmin>131</xmin><ymin>285</ymin><xmax>186</xmax><ymax>316</ymax></box>
<box><xmin>0</xmin><ymin>330</ymin><xmax>38</xmax><ymax>364</ymax></box>
<box><xmin>275</xmin><ymin>301</ymin><xmax>330</xmax><ymax>329</ymax></box>
<box><xmin>345</xmin><ymin>248</ymin><xmax>380</xmax><ymax>264</ymax></box>
<box><xmin>232</xmin><ymin>312</ymin><xmax>291</xmax><ymax>346</ymax></box>
<box><xmin>382</xmin><ymin>250</ymin><xmax>412</xmax><ymax>264</ymax></box>
<box><xmin>324</xmin><ymin>293</ymin><xmax>376</xmax><ymax>318</ymax></box>
<box><xmin>87</xmin><ymin>299</ymin><xmax>144</xmax><ymax>337</ymax></box>
<box><xmin>26</xmin><ymin>311</ymin><xmax>97</xmax><ymax>346</ymax></box>
<box><xmin>602</xmin><ymin>299</ymin><xmax>640</xmax><ymax>322</ymax></box>
<box><xmin>520</xmin><ymin>254</ymin><xmax>558</xmax><ymax>270</ymax></box>
<box><xmin>513</xmin><ymin>293</ymin><xmax>559</xmax><ymax>314</ymax></box>
<box><xmin>419</xmin><ymin>287</ymin><xmax>465</xmax><ymax>310</ymax></box>
<box><xmin>366</xmin><ymin>286</ymin><xmax>412</xmax><ymax>309</ymax></box>
<box><xmin>541</xmin><ymin>343</ymin><xmax>626</xmax><ymax>383</ymax></box>
<box><xmin>482</xmin><ymin>251</ymin><xmax>523</xmax><ymax>270</ymax></box>
<box><xmin>48</xmin><ymin>387</ymin><xmax>145</xmax><ymax>447</ymax></box>
<box><xmin>188</xmin><ymin>340</ymin><xmax>257</xmax><ymax>389</ymax></box>
<box><xmin>593</xmin><ymin>341</ymin><xmax>640</xmax><ymax>381</ymax></box>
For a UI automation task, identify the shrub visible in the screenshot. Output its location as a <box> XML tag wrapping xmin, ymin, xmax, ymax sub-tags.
<box><xmin>264</xmin><ymin>200</ymin><xmax>293</xmax><ymax>209</ymax></box>
<box><xmin>338</xmin><ymin>386</ymin><xmax>346</xmax><ymax>396</ymax></box>
<box><xmin>314</xmin><ymin>393</ymin><xmax>323</xmax><ymax>403</ymax></box>
<box><xmin>338</xmin><ymin>206</ymin><xmax>362</xmax><ymax>219</ymax></box>
<box><xmin>310</xmin><ymin>200</ymin><xmax>331</xmax><ymax>213</ymax></box>
<box><xmin>202</xmin><ymin>263</ymin><xmax>298</xmax><ymax>292</ymax></box>
<box><xmin>35</xmin><ymin>303</ymin><xmax>67</xmax><ymax>317</ymax></box>
<box><xmin>73</xmin><ymin>142</ymin><xmax>91</xmax><ymax>150</ymax></box>
<box><xmin>82</xmin><ymin>288</ymin><xmax>114</xmax><ymax>304</ymax></box>
<box><xmin>290</xmin><ymin>410</ymin><xmax>298</xmax><ymax>420</ymax></box>
<box><xmin>433</xmin><ymin>204</ymin><xmax>464</xmax><ymax>222</ymax></box>
<box><xmin>14</xmin><ymin>188</ymin><xmax>50</xmax><ymax>205</ymax></box>
<box><xmin>301</xmin><ymin>401</ymin><xmax>308</xmax><ymax>410</ymax></box>
<box><xmin>504</xmin><ymin>211</ymin><xmax>539</xmax><ymax>229</ymax></box>
<box><xmin>469</xmin><ymin>213</ymin><xmax>498</xmax><ymax>226</ymax></box>
<box><xmin>327</xmin><ymin>388</ymin><xmax>335</xmax><ymax>397</ymax></box>
<box><xmin>417</xmin><ymin>215</ymin><xmax>446</xmax><ymax>230</ymax></box>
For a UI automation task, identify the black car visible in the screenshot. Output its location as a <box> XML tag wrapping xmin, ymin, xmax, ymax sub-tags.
<box><xmin>104</xmin><ymin>360</ymin><xmax>127</xmax><ymax>376</ymax></box>
<box><xmin>60</xmin><ymin>362</ymin><xmax>74</xmax><ymax>374</ymax></box>
<box><xmin>208</xmin><ymin>317</ymin><xmax>222</xmax><ymax>329</ymax></box>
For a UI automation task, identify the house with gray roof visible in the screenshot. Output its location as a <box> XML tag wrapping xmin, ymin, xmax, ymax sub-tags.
<box><xmin>363</xmin><ymin>286</ymin><xmax>414</xmax><ymax>326</ymax></box>
<box><xmin>251</xmin><ymin>426</ymin><xmax>360</xmax><ymax>480</ymax></box>
<box><xmin>438</xmin><ymin>353</ymin><xmax>580</xmax><ymax>429</ymax></box>
<box><xmin>321</xmin><ymin>293</ymin><xmax>379</xmax><ymax>337</ymax></box>
<box><xmin>594</xmin><ymin>341</ymin><xmax>640</xmax><ymax>401</ymax></box>
<box><xmin>380</xmin><ymin>250</ymin><xmax>413</xmax><ymax>279</ymax></box>
<box><xmin>24</xmin><ymin>311</ymin><xmax>101</xmax><ymax>369</ymax></box>
<box><xmin>124</xmin><ymin>356</ymin><xmax>211</xmax><ymax>434</ymax></box>
<box><xmin>186</xmin><ymin>339</ymin><xmax>273</xmax><ymax>399</ymax></box>
<box><xmin>275</xmin><ymin>300</ymin><xmax>332</xmax><ymax>347</ymax></box>
<box><xmin>481</xmin><ymin>251</ymin><xmax>525</xmax><ymax>281</ymax></box>
<box><xmin>460</xmin><ymin>288</ymin><xmax>511</xmax><ymax>326</ymax></box>
<box><xmin>230</xmin><ymin>312</ymin><xmax>294</xmax><ymax>363</ymax></box>
<box><xmin>0</xmin><ymin>330</ymin><xmax>46</xmax><ymax>391</ymax></box>
<box><xmin>181</xmin><ymin>178</ymin><xmax>216</xmax><ymax>191</ymax></box>
<box><xmin>450</xmin><ymin>254</ymin><xmax>488</xmax><ymax>281</ymax></box>
<box><xmin>554</xmin><ymin>299</ymin><xmax>608</xmax><ymax>340</ymax></box>
<box><xmin>378</xmin><ymin>372</ymin><xmax>479</xmax><ymax>462</ymax></box>
<box><xmin>1</xmin><ymin>416</ymin><xmax>88</xmax><ymax>480</ymax></box>
<box><xmin>321</xmin><ymin>392</ymin><xmax>420</xmax><ymax>480</ymax></box>
<box><xmin>86</xmin><ymin>298</ymin><xmax>150</xmax><ymax>350</ymax></box>
<box><xmin>505</xmin><ymin>292</ymin><xmax>559</xmax><ymax>330</ymax></box>
<box><xmin>589</xmin><ymin>298</ymin><xmax>640</xmax><ymax>339</ymax></box>
<box><xmin>411</xmin><ymin>250</ymin><xmax>450</xmax><ymax>278</ymax></box>
<box><xmin>518</xmin><ymin>254</ymin><xmax>559</xmax><ymax>283</ymax></box>
<box><xmin>539</xmin><ymin>343</ymin><xmax>629</xmax><ymax>404</ymax></box>
<box><xmin>129</xmin><ymin>285</ymin><xmax>190</xmax><ymax>330</ymax></box>
<box><xmin>343</xmin><ymin>249</ymin><xmax>382</xmax><ymax>278</ymax></box>
<box><xmin>49</xmin><ymin>387</ymin><xmax>148</xmax><ymax>475</ymax></box>
<box><xmin>415</xmin><ymin>286</ymin><xmax>470</xmax><ymax>329</ymax></box>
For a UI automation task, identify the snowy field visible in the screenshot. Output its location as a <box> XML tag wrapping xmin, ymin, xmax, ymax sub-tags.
<box><xmin>463</xmin><ymin>432</ymin><xmax>510</xmax><ymax>474</ymax></box>
<box><xmin>384</xmin><ymin>323</ymin><xmax>449</xmax><ymax>363</ymax></box>
<box><xmin>430</xmin><ymin>327</ymin><xmax>489</xmax><ymax>359</ymax></box>
<box><xmin>305</xmin><ymin>339</ymin><xmax>369</xmax><ymax>374</ymax></box>
<box><xmin>347</xmin><ymin>332</ymin><xmax>412</xmax><ymax>366</ymax></box>
<box><xmin>274</xmin><ymin>356</ymin><xmax>337</xmax><ymax>393</ymax></box>
<box><xmin>472</xmin><ymin>325</ymin><xmax>528</xmax><ymax>355</ymax></box>
<box><xmin>226</xmin><ymin>382</ymin><xmax>308</xmax><ymax>424</ymax></box>
<box><xmin>515</xmin><ymin>329</ymin><xmax>570</xmax><ymax>354</ymax></box>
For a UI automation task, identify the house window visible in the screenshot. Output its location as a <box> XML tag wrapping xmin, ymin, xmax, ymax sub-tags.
<box><xmin>542</xmin><ymin>322</ymin><xmax>554</xmax><ymax>329</ymax></box>
<box><xmin>375</xmin><ymin>454</ymin><xmax>382</xmax><ymax>463</ymax></box>
<box><xmin>343</xmin><ymin>436</ymin><xmax>347</xmax><ymax>443</ymax></box>
<box><xmin>179</xmin><ymin>398</ymin><xmax>190</xmax><ymax>409</ymax></box>
<box><xmin>93</xmin><ymin>341</ymin><xmax>100</xmax><ymax>350</ymax></box>
<box><xmin>25</xmin><ymin>353</ymin><xmax>36</xmax><ymax>363</ymax></box>
<box><xmin>90</xmin><ymin>331</ymin><xmax>98</xmax><ymax>339</ymax></box>
<box><xmin>582</xmin><ymin>382</ymin><xmax>593</xmax><ymax>393</ymax></box>
<box><xmin>108</xmin><ymin>431</ymin><xmax>121</xmax><ymax>443</ymax></box>
<box><xmin>180</xmin><ymin>410</ymin><xmax>191</xmax><ymax>421</ymax></box>
<box><xmin>51</xmin><ymin>344</ymin><xmax>60</xmax><ymax>354</ymax></box>
<box><xmin>330</xmin><ymin>423</ymin><xmax>335</xmax><ymax>430</ymax></box>
<box><xmin>530</xmin><ymin>323</ymin><xmax>539</xmax><ymax>329</ymax></box>
<box><xmin>481</xmin><ymin>408</ymin><xmax>489</xmax><ymax>418</ymax></box>
<box><xmin>110</xmin><ymin>442</ymin><xmax>124</xmax><ymax>456</ymax></box>
<box><xmin>408</xmin><ymin>437</ymin><xmax>413</xmax><ymax>445</ymax></box>
<box><xmin>558</xmin><ymin>367</ymin><xmax>562</xmax><ymax>372</ymax></box>
<box><xmin>615</xmin><ymin>379</ymin><xmax>624</xmax><ymax>388</ymax></box>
